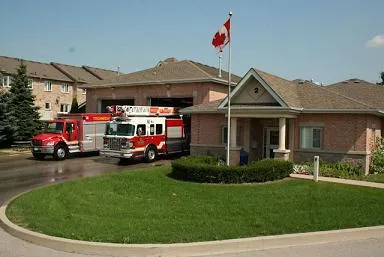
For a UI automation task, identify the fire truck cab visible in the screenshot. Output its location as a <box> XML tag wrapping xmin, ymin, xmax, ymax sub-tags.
<box><xmin>101</xmin><ymin>105</ymin><xmax>189</xmax><ymax>162</ymax></box>
<box><xmin>31</xmin><ymin>113</ymin><xmax>112</xmax><ymax>160</ymax></box>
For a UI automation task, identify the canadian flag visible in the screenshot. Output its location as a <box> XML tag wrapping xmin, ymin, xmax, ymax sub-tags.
<box><xmin>212</xmin><ymin>18</ymin><xmax>231</xmax><ymax>52</ymax></box>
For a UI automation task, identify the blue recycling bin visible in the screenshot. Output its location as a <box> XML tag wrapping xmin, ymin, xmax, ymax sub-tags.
<box><xmin>239</xmin><ymin>148</ymin><xmax>249</xmax><ymax>165</ymax></box>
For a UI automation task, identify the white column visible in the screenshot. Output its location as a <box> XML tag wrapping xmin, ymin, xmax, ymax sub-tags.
<box><xmin>289</xmin><ymin>118</ymin><xmax>295</xmax><ymax>160</ymax></box>
<box><xmin>230</xmin><ymin>117</ymin><xmax>237</xmax><ymax>148</ymax></box>
<box><xmin>278</xmin><ymin>117</ymin><xmax>286</xmax><ymax>150</ymax></box>
<box><xmin>243</xmin><ymin>118</ymin><xmax>250</xmax><ymax>152</ymax></box>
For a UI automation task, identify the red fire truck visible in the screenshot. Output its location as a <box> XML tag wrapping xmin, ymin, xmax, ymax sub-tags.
<box><xmin>101</xmin><ymin>105</ymin><xmax>189</xmax><ymax>162</ymax></box>
<box><xmin>31</xmin><ymin>113</ymin><xmax>112</xmax><ymax>160</ymax></box>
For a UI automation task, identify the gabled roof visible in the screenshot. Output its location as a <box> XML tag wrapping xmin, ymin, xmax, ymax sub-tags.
<box><xmin>0</xmin><ymin>55</ymin><xmax>119</xmax><ymax>83</ymax></box>
<box><xmin>326</xmin><ymin>79</ymin><xmax>384</xmax><ymax>109</ymax></box>
<box><xmin>51</xmin><ymin>62</ymin><xmax>102</xmax><ymax>83</ymax></box>
<box><xmin>82</xmin><ymin>66</ymin><xmax>119</xmax><ymax>80</ymax></box>
<box><xmin>81</xmin><ymin>58</ymin><xmax>242</xmax><ymax>88</ymax></box>
<box><xmin>0</xmin><ymin>56</ymin><xmax>72</xmax><ymax>82</ymax></box>
<box><xmin>185</xmin><ymin>68</ymin><xmax>382</xmax><ymax>115</ymax></box>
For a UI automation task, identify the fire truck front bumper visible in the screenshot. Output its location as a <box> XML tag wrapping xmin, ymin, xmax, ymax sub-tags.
<box><xmin>31</xmin><ymin>146</ymin><xmax>54</xmax><ymax>154</ymax></box>
<box><xmin>100</xmin><ymin>149</ymin><xmax>134</xmax><ymax>159</ymax></box>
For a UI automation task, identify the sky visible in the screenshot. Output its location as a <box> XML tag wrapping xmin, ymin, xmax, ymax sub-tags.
<box><xmin>0</xmin><ymin>0</ymin><xmax>383</xmax><ymax>84</ymax></box>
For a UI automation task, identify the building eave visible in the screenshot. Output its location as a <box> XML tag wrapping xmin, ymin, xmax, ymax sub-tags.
<box><xmin>79</xmin><ymin>77</ymin><xmax>237</xmax><ymax>89</ymax></box>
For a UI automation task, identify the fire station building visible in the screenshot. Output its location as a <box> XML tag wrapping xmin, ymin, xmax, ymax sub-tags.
<box><xmin>81</xmin><ymin>58</ymin><xmax>384</xmax><ymax>174</ymax></box>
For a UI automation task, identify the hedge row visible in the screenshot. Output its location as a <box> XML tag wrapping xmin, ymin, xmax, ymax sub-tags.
<box><xmin>170</xmin><ymin>156</ymin><xmax>294</xmax><ymax>183</ymax></box>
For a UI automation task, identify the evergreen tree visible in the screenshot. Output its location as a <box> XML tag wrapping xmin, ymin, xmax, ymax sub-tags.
<box><xmin>381</xmin><ymin>71</ymin><xmax>384</xmax><ymax>85</ymax></box>
<box><xmin>70</xmin><ymin>97</ymin><xmax>80</xmax><ymax>113</ymax></box>
<box><xmin>0</xmin><ymin>91</ymin><xmax>12</xmax><ymax>147</ymax></box>
<box><xmin>7</xmin><ymin>61</ymin><xmax>41</xmax><ymax>141</ymax></box>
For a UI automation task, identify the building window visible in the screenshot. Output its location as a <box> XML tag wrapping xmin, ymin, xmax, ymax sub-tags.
<box><xmin>45</xmin><ymin>102</ymin><xmax>51</xmax><ymax>110</ymax></box>
<box><xmin>82</xmin><ymin>89</ymin><xmax>87</xmax><ymax>94</ymax></box>
<box><xmin>60</xmin><ymin>104</ymin><xmax>70</xmax><ymax>113</ymax></box>
<box><xmin>300</xmin><ymin>127</ymin><xmax>323</xmax><ymax>149</ymax></box>
<box><xmin>222</xmin><ymin>126</ymin><xmax>228</xmax><ymax>144</ymax></box>
<box><xmin>2</xmin><ymin>76</ymin><xmax>11</xmax><ymax>87</ymax></box>
<box><xmin>28</xmin><ymin>79</ymin><xmax>33</xmax><ymax>89</ymax></box>
<box><xmin>61</xmin><ymin>83</ymin><xmax>70</xmax><ymax>93</ymax></box>
<box><xmin>44</xmin><ymin>81</ymin><xmax>52</xmax><ymax>92</ymax></box>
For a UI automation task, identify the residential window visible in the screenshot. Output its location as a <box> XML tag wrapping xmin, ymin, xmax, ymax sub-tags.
<box><xmin>60</xmin><ymin>83</ymin><xmax>69</xmax><ymax>93</ymax></box>
<box><xmin>300</xmin><ymin>127</ymin><xmax>323</xmax><ymax>149</ymax></box>
<box><xmin>222</xmin><ymin>126</ymin><xmax>228</xmax><ymax>144</ymax></box>
<box><xmin>44</xmin><ymin>81</ymin><xmax>52</xmax><ymax>92</ymax></box>
<box><xmin>60</xmin><ymin>104</ymin><xmax>70</xmax><ymax>113</ymax></box>
<box><xmin>28</xmin><ymin>79</ymin><xmax>33</xmax><ymax>89</ymax></box>
<box><xmin>82</xmin><ymin>89</ymin><xmax>87</xmax><ymax>94</ymax></box>
<box><xmin>2</xmin><ymin>76</ymin><xmax>10</xmax><ymax>87</ymax></box>
<box><xmin>45</xmin><ymin>102</ymin><xmax>51</xmax><ymax>110</ymax></box>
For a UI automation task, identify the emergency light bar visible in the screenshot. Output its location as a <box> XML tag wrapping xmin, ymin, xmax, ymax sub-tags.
<box><xmin>107</xmin><ymin>105</ymin><xmax>178</xmax><ymax>117</ymax></box>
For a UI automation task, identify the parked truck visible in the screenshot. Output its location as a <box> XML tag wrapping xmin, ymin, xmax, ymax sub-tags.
<box><xmin>101</xmin><ymin>105</ymin><xmax>189</xmax><ymax>162</ymax></box>
<box><xmin>31</xmin><ymin>113</ymin><xmax>112</xmax><ymax>160</ymax></box>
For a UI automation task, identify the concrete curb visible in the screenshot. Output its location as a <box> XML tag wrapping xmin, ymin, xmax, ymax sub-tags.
<box><xmin>290</xmin><ymin>174</ymin><xmax>384</xmax><ymax>189</ymax></box>
<box><xmin>1</xmin><ymin>177</ymin><xmax>384</xmax><ymax>257</ymax></box>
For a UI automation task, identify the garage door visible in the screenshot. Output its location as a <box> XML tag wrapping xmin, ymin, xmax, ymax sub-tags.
<box><xmin>100</xmin><ymin>99</ymin><xmax>134</xmax><ymax>113</ymax></box>
<box><xmin>149</xmin><ymin>97</ymin><xmax>193</xmax><ymax>108</ymax></box>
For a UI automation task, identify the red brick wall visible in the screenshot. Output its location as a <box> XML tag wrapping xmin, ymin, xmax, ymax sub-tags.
<box><xmin>86</xmin><ymin>82</ymin><xmax>227</xmax><ymax>112</ymax></box>
<box><xmin>191</xmin><ymin>113</ymin><xmax>227</xmax><ymax>145</ymax></box>
<box><xmin>294</xmin><ymin>113</ymin><xmax>368</xmax><ymax>152</ymax></box>
<box><xmin>366</xmin><ymin>115</ymin><xmax>383</xmax><ymax>152</ymax></box>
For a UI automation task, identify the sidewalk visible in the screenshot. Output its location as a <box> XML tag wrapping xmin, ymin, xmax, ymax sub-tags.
<box><xmin>290</xmin><ymin>174</ymin><xmax>384</xmax><ymax>189</ymax></box>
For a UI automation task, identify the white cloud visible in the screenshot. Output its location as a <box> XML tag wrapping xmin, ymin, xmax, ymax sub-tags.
<box><xmin>366</xmin><ymin>35</ymin><xmax>384</xmax><ymax>48</ymax></box>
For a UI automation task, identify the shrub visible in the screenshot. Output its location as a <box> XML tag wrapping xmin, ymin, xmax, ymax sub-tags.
<box><xmin>170</xmin><ymin>156</ymin><xmax>293</xmax><ymax>184</ymax></box>
<box><xmin>370</xmin><ymin>138</ymin><xmax>384</xmax><ymax>174</ymax></box>
<box><xmin>294</xmin><ymin>160</ymin><xmax>364</xmax><ymax>178</ymax></box>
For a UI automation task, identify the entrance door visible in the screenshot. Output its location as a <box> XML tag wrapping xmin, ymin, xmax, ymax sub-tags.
<box><xmin>264</xmin><ymin>127</ymin><xmax>279</xmax><ymax>158</ymax></box>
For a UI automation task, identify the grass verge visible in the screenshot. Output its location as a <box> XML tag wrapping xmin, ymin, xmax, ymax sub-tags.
<box><xmin>6</xmin><ymin>166</ymin><xmax>384</xmax><ymax>243</ymax></box>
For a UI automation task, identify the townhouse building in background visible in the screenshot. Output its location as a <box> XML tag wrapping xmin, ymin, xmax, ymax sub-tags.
<box><xmin>0</xmin><ymin>56</ymin><xmax>119</xmax><ymax>120</ymax></box>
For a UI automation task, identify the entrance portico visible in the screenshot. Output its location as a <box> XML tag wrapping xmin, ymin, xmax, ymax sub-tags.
<box><xmin>218</xmin><ymin>68</ymin><xmax>300</xmax><ymax>165</ymax></box>
<box><xmin>227</xmin><ymin>114</ymin><xmax>295</xmax><ymax>165</ymax></box>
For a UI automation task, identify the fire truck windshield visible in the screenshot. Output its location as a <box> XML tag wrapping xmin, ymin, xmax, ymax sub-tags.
<box><xmin>44</xmin><ymin>122</ymin><xmax>64</xmax><ymax>134</ymax></box>
<box><xmin>106</xmin><ymin>123</ymin><xmax>135</xmax><ymax>136</ymax></box>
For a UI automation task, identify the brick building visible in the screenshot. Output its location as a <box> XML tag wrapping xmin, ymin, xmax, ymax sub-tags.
<box><xmin>0</xmin><ymin>56</ymin><xmax>119</xmax><ymax>120</ymax></box>
<box><xmin>81</xmin><ymin>58</ymin><xmax>383</xmax><ymax>173</ymax></box>
<box><xmin>182</xmin><ymin>68</ymin><xmax>384</xmax><ymax>174</ymax></box>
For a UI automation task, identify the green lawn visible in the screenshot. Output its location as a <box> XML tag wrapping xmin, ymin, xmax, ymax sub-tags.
<box><xmin>7</xmin><ymin>166</ymin><xmax>384</xmax><ymax>244</ymax></box>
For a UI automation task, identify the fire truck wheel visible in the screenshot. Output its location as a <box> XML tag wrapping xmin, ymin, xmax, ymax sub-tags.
<box><xmin>145</xmin><ymin>146</ymin><xmax>157</xmax><ymax>162</ymax></box>
<box><xmin>54</xmin><ymin>144</ymin><xmax>68</xmax><ymax>161</ymax></box>
<box><xmin>33</xmin><ymin>153</ymin><xmax>45</xmax><ymax>160</ymax></box>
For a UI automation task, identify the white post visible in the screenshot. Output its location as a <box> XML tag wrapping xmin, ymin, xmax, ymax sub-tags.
<box><xmin>278</xmin><ymin>117</ymin><xmax>286</xmax><ymax>150</ymax></box>
<box><xmin>226</xmin><ymin>11</ymin><xmax>232</xmax><ymax>166</ymax></box>
<box><xmin>314</xmin><ymin>156</ymin><xmax>319</xmax><ymax>182</ymax></box>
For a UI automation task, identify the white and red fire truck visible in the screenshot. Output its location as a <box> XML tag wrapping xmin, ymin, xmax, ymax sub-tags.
<box><xmin>31</xmin><ymin>113</ymin><xmax>112</xmax><ymax>160</ymax></box>
<box><xmin>101</xmin><ymin>105</ymin><xmax>189</xmax><ymax>162</ymax></box>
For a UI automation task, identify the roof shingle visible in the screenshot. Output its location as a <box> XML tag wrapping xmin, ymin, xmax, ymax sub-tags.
<box><xmin>81</xmin><ymin>58</ymin><xmax>242</xmax><ymax>88</ymax></box>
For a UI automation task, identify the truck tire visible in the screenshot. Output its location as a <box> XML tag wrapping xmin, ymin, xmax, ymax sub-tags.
<box><xmin>54</xmin><ymin>144</ymin><xmax>68</xmax><ymax>161</ymax></box>
<box><xmin>33</xmin><ymin>153</ymin><xmax>45</xmax><ymax>160</ymax></box>
<box><xmin>145</xmin><ymin>146</ymin><xmax>157</xmax><ymax>163</ymax></box>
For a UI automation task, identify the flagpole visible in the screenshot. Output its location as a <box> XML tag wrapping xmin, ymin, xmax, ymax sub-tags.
<box><xmin>226</xmin><ymin>11</ymin><xmax>232</xmax><ymax>166</ymax></box>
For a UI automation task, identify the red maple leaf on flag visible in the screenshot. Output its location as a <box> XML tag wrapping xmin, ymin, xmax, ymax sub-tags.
<box><xmin>212</xmin><ymin>18</ymin><xmax>230</xmax><ymax>52</ymax></box>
